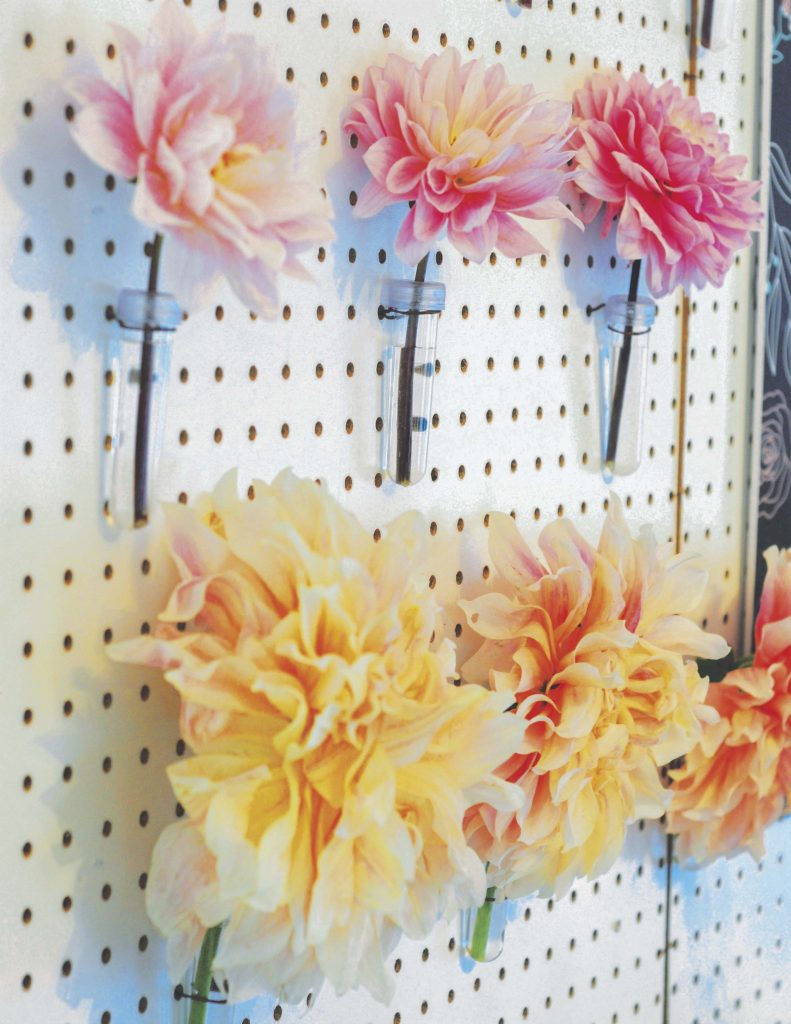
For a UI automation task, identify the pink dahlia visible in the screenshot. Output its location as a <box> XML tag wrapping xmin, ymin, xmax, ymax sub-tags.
<box><xmin>68</xmin><ymin>1</ymin><xmax>333</xmax><ymax>316</ymax></box>
<box><xmin>344</xmin><ymin>47</ymin><xmax>579</xmax><ymax>264</ymax></box>
<box><xmin>569</xmin><ymin>71</ymin><xmax>762</xmax><ymax>297</ymax></box>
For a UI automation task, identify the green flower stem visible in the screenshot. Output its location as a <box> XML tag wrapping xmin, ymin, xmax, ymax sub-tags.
<box><xmin>469</xmin><ymin>886</ymin><xmax>497</xmax><ymax>962</ymax></box>
<box><xmin>187</xmin><ymin>924</ymin><xmax>223</xmax><ymax>1024</ymax></box>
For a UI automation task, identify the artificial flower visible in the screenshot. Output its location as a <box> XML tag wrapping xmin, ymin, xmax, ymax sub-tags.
<box><xmin>344</xmin><ymin>47</ymin><xmax>579</xmax><ymax>264</ymax></box>
<box><xmin>69</xmin><ymin>1</ymin><xmax>333</xmax><ymax>316</ymax></box>
<box><xmin>460</xmin><ymin>498</ymin><xmax>729</xmax><ymax>897</ymax></box>
<box><xmin>668</xmin><ymin>547</ymin><xmax>791</xmax><ymax>862</ymax></box>
<box><xmin>569</xmin><ymin>70</ymin><xmax>762</xmax><ymax>297</ymax></box>
<box><xmin>110</xmin><ymin>470</ymin><xmax>523</xmax><ymax>1003</ymax></box>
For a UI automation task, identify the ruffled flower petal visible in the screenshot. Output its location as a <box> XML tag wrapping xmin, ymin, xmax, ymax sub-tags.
<box><xmin>111</xmin><ymin>470</ymin><xmax>524</xmax><ymax>1003</ymax></box>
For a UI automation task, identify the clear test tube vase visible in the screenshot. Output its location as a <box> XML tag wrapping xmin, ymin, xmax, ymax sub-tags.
<box><xmin>596</xmin><ymin>294</ymin><xmax>656</xmax><ymax>482</ymax></box>
<box><xmin>507</xmin><ymin>0</ymin><xmax>548</xmax><ymax>10</ymax></box>
<box><xmin>459</xmin><ymin>890</ymin><xmax>509</xmax><ymax>964</ymax></box>
<box><xmin>380</xmin><ymin>278</ymin><xmax>445</xmax><ymax>486</ymax></box>
<box><xmin>106</xmin><ymin>288</ymin><xmax>181</xmax><ymax>528</ymax></box>
<box><xmin>700</xmin><ymin>0</ymin><xmax>737</xmax><ymax>50</ymax></box>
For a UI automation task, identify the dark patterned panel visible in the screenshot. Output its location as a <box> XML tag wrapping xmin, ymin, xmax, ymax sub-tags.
<box><xmin>756</xmin><ymin>3</ymin><xmax>791</xmax><ymax>600</ymax></box>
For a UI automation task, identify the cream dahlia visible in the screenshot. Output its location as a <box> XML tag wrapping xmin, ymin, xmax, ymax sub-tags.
<box><xmin>460</xmin><ymin>499</ymin><xmax>729</xmax><ymax>896</ymax></box>
<box><xmin>110</xmin><ymin>471</ymin><xmax>523</xmax><ymax>1003</ymax></box>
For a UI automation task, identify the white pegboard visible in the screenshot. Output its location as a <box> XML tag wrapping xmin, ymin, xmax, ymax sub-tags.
<box><xmin>670</xmin><ymin>818</ymin><xmax>791</xmax><ymax>1024</ymax></box>
<box><xmin>0</xmin><ymin>2</ymin><xmax>777</xmax><ymax>1023</ymax></box>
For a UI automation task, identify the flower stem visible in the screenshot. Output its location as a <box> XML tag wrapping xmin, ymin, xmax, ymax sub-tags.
<box><xmin>604</xmin><ymin>258</ymin><xmax>642</xmax><ymax>474</ymax></box>
<box><xmin>469</xmin><ymin>885</ymin><xmax>497</xmax><ymax>962</ymax></box>
<box><xmin>187</xmin><ymin>924</ymin><xmax>223</xmax><ymax>1024</ymax></box>
<box><xmin>395</xmin><ymin>251</ymin><xmax>430</xmax><ymax>484</ymax></box>
<box><xmin>133</xmin><ymin>231</ymin><xmax>164</xmax><ymax>527</ymax></box>
<box><xmin>700</xmin><ymin>0</ymin><xmax>715</xmax><ymax>49</ymax></box>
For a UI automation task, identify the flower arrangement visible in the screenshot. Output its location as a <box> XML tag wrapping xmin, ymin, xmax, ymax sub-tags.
<box><xmin>69</xmin><ymin>1</ymin><xmax>333</xmax><ymax>525</ymax></box>
<box><xmin>110</xmin><ymin>471</ymin><xmax>524</xmax><ymax>1012</ymax></box>
<box><xmin>344</xmin><ymin>47</ymin><xmax>578</xmax><ymax>485</ymax></box>
<box><xmin>60</xmin><ymin>13</ymin><xmax>781</xmax><ymax>1004</ymax></box>
<box><xmin>668</xmin><ymin>548</ymin><xmax>791</xmax><ymax>863</ymax></box>
<box><xmin>569</xmin><ymin>70</ymin><xmax>762</xmax><ymax>476</ymax></box>
<box><xmin>459</xmin><ymin>499</ymin><xmax>728</xmax><ymax>922</ymax></box>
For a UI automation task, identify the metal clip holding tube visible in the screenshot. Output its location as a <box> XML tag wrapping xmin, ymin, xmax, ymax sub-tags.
<box><xmin>382</xmin><ymin>306</ymin><xmax>443</xmax><ymax>321</ymax></box>
<box><xmin>173</xmin><ymin>981</ymin><xmax>229</xmax><ymax>1006</ymax></box>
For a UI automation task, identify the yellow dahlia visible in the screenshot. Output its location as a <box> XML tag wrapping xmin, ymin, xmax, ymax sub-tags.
<box><xmin>110</xmin><ymin>471</ymin><xmax>523</xmax><ymax>1003</ymax></box>
<box><xmin>460</xmin><ymin>498</ymin><xmax>728</xmax><ymax>896</ymax></box>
